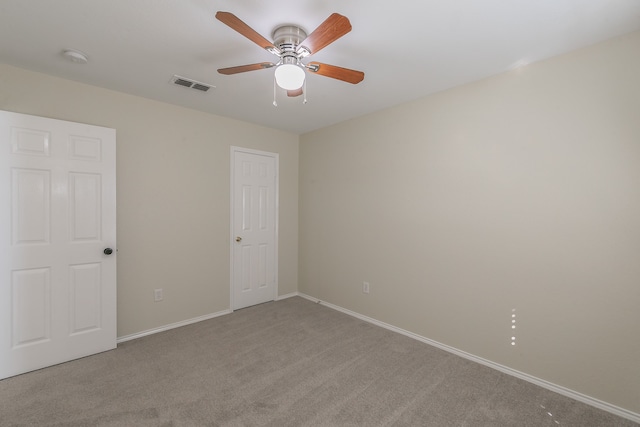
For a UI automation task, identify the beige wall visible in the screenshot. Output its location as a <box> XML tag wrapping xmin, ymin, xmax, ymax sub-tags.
<box><xmin>2</xmin><ymin>29</ymin><xmax>639</xmax><ymax>416</ymax></box>
<box><xmin>0</xmin><ymin>64</ymin><xmax>299</xmax><ymax>337</ymax></box>
<box><xmin>299</xmin><ymin>31</ymin><xmax>640</xmax><ymax>414</ymax></box>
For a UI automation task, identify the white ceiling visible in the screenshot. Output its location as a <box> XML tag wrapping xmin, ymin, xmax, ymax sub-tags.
<box><xmin>1</xmin><ymin>1</ymin><xmax>639</xmax><ymax>134</ymax></box>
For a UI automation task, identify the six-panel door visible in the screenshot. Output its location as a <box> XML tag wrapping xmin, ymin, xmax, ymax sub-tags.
<box><xmin>231</xmin><ymin>148</ymin><xmax>278</xmax><ymax>310</ymax></box>
<box><xmin>0</xmin><ymin>110</ymin><xmax>116</xmax><ymax>379</ymax></box>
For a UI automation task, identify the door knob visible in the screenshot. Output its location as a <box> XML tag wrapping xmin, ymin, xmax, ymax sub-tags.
<box><xmin>104</xmin><ymin>248</ymin><xmax>113</xmax><ymax>255</ymax></box>
<box><xmin>235</xmin><ymin>237</ymin><xmax>242</xmax><ymax>242</ymax></box>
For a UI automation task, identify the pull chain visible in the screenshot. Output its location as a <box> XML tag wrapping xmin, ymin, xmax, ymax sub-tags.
<box><xmin>303</xmin><ymin>78</ymin><xmax>307</xmax><ymax>104</ymax></box>
<box><xmin>272</xmin><ymin>76</ymin><xmax>278</xmax><ymax>107</ymax></box>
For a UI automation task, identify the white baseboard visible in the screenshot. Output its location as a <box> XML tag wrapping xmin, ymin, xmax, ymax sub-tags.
<box><xmin>116</xmin><ymin>293</ymin><xmax>299</xmax><ymax>343</ymax></box>
<box><xmin>275</xmin><ymin>291</ymin><xmax>299</xmax><ymax>301</ymax></box>
<box><xmin>297</xmin><ymin>293</ymin><xmax>640</xmax><ymax>424</ymax></box>
<box><xmin>116</xmin><ymin>309</ymin><xmax>232</xmax><ymax>344</ymax></box>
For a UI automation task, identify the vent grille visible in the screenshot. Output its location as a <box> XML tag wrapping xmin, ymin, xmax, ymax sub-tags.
<box><xmin>170</xmin><ymin>75</ymin><xmax>215</xmax><ymax>92</ymax></box>
<box><xmin>192</xmin><ymin>83</ymin><xmax>210</xmax><ymax>92</ymax></box>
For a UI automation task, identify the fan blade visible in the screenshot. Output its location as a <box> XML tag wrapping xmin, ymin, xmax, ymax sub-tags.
<box><xmin>287</xmin><ymin>88</ymin><xmax>304</xmax><ymax>97</ymax></box>
<box><xmin>218</xmin><ymin>62</ymin><xmax>276</xmax><ymax>75</ymax></box>
<box><xmin>216</xmin><ymin>12</ymin><xmax>280</xmax><ymax>55</ymax></box>
<box><xmin>307</xmin><ymin>62</ymin><xmax>364</xmax><ymax>84</ymax></box>
<box><xmin>297</xmin><ymin>13</ymin><xmax>352</xmax><ymax>56</ymax></box>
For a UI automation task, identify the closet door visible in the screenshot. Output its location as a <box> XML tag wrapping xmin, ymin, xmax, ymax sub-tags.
<box><xmin>0</xmin><ymin>110</ymin><xmax>116</xmax><ymax>379</ymax></box>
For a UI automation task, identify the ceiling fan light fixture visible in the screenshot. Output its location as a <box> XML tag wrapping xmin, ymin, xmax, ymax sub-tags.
<box><xmin>274</xmin><ymin>63</ymin><xmax>305</xmax><ymax>90</ymax></box>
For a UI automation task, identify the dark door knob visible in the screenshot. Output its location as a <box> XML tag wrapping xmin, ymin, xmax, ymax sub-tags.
<box><xmin>104</xmin><ymin>248</ymin><xmax>113</xmax><ymax>255</ymax></box>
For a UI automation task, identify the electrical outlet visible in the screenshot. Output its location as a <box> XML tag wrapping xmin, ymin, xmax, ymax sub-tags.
<box><xmin>362</xmin><ymin>282</ymin><xmax>370</xmax><ymax>294</ymax></box>
<box><xmin>154</xmin><ymin>288</ymin><xmax>163</xmax><ymax>302</ymax></box>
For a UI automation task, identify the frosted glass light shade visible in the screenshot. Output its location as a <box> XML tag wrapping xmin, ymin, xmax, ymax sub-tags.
<box><xmin>274</xmin><ymin>64</ymin><xmax>305</xmax><ymax>90</ymax></box>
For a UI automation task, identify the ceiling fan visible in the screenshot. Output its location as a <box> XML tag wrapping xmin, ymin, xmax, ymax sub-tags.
<box><xmin>215</xmin><ymin>11</ymin><xmax>365</xmax><ymax>98</ymax></box>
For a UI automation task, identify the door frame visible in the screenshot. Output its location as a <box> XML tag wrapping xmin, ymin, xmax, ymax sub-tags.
<box><xmin>229</xmin><ymin>146</ymin><xmax>279</xmax><ymax>311</ymax></box>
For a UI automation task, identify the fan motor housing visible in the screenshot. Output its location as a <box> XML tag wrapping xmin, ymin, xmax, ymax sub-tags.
<box><xmin>272</xmin><ymin>25</ymin><xmax>307</xmax><ymax>53</ymax></box>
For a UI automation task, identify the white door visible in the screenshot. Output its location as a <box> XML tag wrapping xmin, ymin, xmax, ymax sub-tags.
<box><xmin>231</xmin><ymin>147</ymin><xmax>278</xmax><ymax>310</ymax></box>
<box><xmin>0</xmin><ymin>110</ymin><xmax>116</xmax><ymax>379</ymax></box>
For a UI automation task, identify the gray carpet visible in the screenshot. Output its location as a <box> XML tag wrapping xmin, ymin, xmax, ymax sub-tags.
<box><xmin>0</xmin><ymin>297</ymin><xmax>636</xmax><ymax>426</ymax></box>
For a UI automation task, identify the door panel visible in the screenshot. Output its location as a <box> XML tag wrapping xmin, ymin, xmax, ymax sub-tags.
<box><xmin>231</xmin><ymin>148</ymin><xmax>278</xmax><ymax>310</ymax></box>
<box><xmin>11</xmin><ymin>267</ymin><xmax>51</xmax><ymax>347</ymax></box>
<box><xmin>0</xmin><ymin>110</ymin><xmax>116</xmax><ymax>379</ymax></box>
<box><xmin>69</xmin><ymin>172</ymin><xmax>101</xmax><ymax>241</ymax></box>
<box><xmin>12</xmin><ymin>168</ymin><xmax>51</xmax><ymax>245</ymax></box>
<box><xmin>69</xmin><ymin>262</ymin><xmax>102</xmax><ymax>334</ymax></box>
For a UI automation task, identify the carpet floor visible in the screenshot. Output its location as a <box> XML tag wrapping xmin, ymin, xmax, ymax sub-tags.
<box><xmin>0</xmin><ymin>297</ymin><xmax>636</xmax><ymax>426</ymax></box>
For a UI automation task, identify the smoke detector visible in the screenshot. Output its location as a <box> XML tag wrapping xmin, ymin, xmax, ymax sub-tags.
<box><xmin>62</xmin><ymin>49</ymin><xmax>88</xmax><ymax>64</ymax></box>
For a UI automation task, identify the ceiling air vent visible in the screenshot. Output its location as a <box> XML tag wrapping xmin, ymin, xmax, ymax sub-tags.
<box><xmin>170</xmin><ymin>75</ymin><xmax>215</xmax><ymax>92</ymax></box>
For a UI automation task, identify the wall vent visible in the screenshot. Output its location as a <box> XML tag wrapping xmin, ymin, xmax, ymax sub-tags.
<box><xmin>170</xmin><ymin>75</ymin><xmax>215</xmax><ymax>92</ymax></box>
